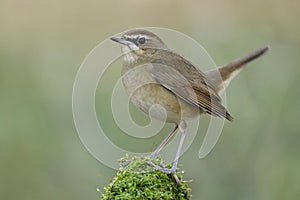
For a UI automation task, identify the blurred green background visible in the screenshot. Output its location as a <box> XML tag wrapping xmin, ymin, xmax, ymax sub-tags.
<box><xmin>1</xmin><ymin>0</ymin><xmax>299</xmax><ymax>199</ymax></box>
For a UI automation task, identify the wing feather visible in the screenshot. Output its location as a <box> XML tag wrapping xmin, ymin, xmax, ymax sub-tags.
<box><xmin>148</xmin><ymin>49</ymin><xmax>233</xmax><ymax>121</ymax></box>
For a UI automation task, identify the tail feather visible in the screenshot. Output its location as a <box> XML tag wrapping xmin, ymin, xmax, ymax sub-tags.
<box><xmin>205</xmin><ymin>46</ymin><xmax>269</xmax><ymax>95</ymax></box>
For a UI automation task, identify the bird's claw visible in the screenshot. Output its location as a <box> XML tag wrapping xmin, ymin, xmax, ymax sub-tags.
<box><xmin>146</xmin><ymin>161</ymin><xmax>180</xmax><ymax>184</ymax></box>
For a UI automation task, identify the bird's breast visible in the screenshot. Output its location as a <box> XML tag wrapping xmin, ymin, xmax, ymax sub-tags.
<box><xmin>121</xmin><ymin>65</ymin><xmax>200</xmax><ymax>123</ymax></box>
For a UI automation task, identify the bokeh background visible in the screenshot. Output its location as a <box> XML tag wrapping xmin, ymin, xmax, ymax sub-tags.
<box><xmin>1</xmin><ymin>0</ymin><xmax>299</xmax><ymax>199</ymax></box>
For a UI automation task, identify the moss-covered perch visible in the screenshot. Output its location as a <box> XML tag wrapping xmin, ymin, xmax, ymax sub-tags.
<box><xmin>101</xmin><ymin>156</ymin><xmax>192</xmax><ymax>199</ymax></box>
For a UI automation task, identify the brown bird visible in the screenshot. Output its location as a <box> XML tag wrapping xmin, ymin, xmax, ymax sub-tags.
<box><xmin>111</xmin><ymin>29</ymin><xmax>269</xmax><ymax>182</ymax></box>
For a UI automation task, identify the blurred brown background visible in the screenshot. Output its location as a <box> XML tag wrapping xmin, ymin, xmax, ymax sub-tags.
<box><xmin>1</xmin><ymin>0</ymin><xmax>299</xmax><ymax>199</ymax></box>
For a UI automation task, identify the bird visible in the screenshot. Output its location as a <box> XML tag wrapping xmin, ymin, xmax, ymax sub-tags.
<box><xmin>110</xmin><ymin>29</ymin><xmax>269</xmax><ymax>183</ymax></box>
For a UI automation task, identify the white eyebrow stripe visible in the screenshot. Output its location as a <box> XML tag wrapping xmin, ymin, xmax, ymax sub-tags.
<box><xmin>140</xmin><ymin>35</ymin><xmax>150</xmax><ymax>39</ymax></box>
<box><xmin>124</xmin><ymin>34</ymin><xmax>150</xmax><ymax>40</ymax></box>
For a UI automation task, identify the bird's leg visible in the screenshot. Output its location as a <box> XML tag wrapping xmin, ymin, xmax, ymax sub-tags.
<box><xmin>147</xmin><ymin>120</ymin><xmax>187</xmax><ymax>183</ymax></box>
<box><xmin>149</xmin><ymin>124</ymin><xmax>178</xmax><ymax>158</ymax></box>
<box><xmin>170</xmin><ymin>120</ymin><xmax>187</xmax><ymax>172</ymax></box>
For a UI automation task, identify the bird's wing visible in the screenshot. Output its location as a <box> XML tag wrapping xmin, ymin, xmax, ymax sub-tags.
<box><xmin>149</xmin><ymin>50</ymin><xmax>232</xmax><ymax>121</ymax></box>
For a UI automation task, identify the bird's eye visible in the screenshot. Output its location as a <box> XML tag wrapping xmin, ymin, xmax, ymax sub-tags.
<box><xmin>138</xmin><ymin>37</ymin><xmax>146</xmax><ymax>44</ymax></box>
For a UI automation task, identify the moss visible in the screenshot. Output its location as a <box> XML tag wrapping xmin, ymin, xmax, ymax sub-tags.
<box><xmin>101</xmin><ymin>156</ymin><xmax>192</xmax><ymax>199</ymax></box>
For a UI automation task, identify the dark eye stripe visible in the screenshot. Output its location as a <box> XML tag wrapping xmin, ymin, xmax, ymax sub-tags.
<box><xmin>127</xmin><ymin>37</ymin><xmax>138</xmax><ymax>46</ymax></box>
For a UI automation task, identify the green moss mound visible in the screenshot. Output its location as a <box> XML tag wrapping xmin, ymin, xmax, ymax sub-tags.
<box><xmin>101</xmin><ymin>156</ymin><xmax>191</xmax><ymax>200</ymax></box>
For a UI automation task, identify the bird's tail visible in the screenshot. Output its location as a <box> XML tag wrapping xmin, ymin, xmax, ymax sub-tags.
<box><xmin>205</xmin><ymin>46</ymin><xmax>269</xmax><ymax>95</ymax></box>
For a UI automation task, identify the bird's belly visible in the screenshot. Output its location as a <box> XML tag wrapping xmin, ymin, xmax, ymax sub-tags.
<box><xmin>132</xmin><ymin>85</ymin><xmax>200</xmax><ymax>122</ymax></box>
<box><xmin>122</xmin><ymin>68</ymin><xmax>199</xmax><ymax>123</ymax></box>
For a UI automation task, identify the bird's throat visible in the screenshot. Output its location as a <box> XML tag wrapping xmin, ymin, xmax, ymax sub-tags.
<box><xmin>121</xmin><ymin>46</ymin><xmax>138</xmax><ymax>65</ymax></box>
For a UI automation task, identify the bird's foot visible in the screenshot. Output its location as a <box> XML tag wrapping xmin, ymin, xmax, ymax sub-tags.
<box><xmin>146</xmin><ymin>160</ymin><xmax>180</xmax><ymax>184</ymax></box>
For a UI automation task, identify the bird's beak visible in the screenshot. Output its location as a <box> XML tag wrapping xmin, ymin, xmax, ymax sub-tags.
<box><xmin>110</xmin><ymin>36</ymin><xmax>131</xmax><ymax>46</ymax></box>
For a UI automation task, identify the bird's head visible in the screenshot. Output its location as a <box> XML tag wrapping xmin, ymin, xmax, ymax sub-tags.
<box><xmin>111</xmin><ymin>29</ymin><xmax>168</xmax><ymax>55</ymax></box>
